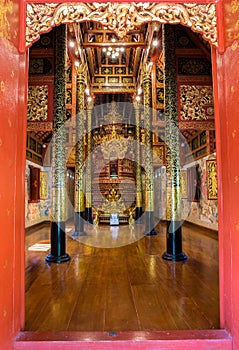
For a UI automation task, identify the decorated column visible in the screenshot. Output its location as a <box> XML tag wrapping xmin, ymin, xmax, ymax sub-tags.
<box><xmin>134</xmin><ymin>100</ymin><xmax>143</xmax><ymax>221</ymax></box>
<box><xmin>73</xmin><ymin>64</ymin><xmax>87</xmax><ymax>236</ymax></box>
<box><xmin>85</xmin><ymin>98</ymin><xmax>93</xmax><ymax>223</ymax></box>
<box><xmin>142</xmin><ymin>64</ymin><xmax>156</xmax><ymax>235</ymax></box>
<box><xmin>46</xmin><ymin>25</ymin><xmax>70</xmax><ymax>263</ymax></box>
<box><xmin>162</xmin><ymin>25</ymin><xmax>187</xmax><ymax>261</ymax></box>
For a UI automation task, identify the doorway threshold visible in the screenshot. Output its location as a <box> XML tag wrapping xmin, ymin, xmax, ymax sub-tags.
<box><xmin>14</xmin><ymin>329</ymin><xmax>232</xmax><ymax>349</ymax></box>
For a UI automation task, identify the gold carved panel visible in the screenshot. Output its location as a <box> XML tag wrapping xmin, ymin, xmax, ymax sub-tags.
<box><xmin>40</xmin><ymin>171</ymin><xmax>48</xmax><ymax>199</ymax></box>
<box><xmin>207</xmin><ymin>159</ymin><xmax>218</xmax><ymax>200</ymax></box>
<box><xmin>179</xmin><ymin>85</ymin><xmax>214</xmax><ymax>121</ymax></box>
<box><xmin>27</xmin><ymin>85</ymin><xmax>48</xmax><ymax>121</ymax></box>
<box><xmin>26</xmin><ymin>2</ymin><xmax>217</xmax><ymax>48</ymax></box>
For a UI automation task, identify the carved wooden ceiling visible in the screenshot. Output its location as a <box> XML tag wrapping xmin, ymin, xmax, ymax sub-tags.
<box><xmin>67</xmin><ymin>21</ymin><xmax>161</xmax><ymax>105</ymax></box>
<box><xmin>29</xmin><ymin>22</ymin><xmax>213</xmax><ymax>155</ymax></box>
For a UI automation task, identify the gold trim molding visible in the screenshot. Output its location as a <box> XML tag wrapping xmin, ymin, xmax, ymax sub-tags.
<box><xmin>26</xmin><ymin>2</ymin><xmax>217</xmax><ymax>48</ymax></box>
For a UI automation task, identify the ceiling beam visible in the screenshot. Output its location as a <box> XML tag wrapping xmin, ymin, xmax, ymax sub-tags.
<box><xmin>82</xmin><ymin>42</ymin><xmax>147</xmax><ymax>48</ymax></box>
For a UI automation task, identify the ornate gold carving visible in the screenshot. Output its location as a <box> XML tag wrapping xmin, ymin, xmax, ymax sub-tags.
<box><xmin>27</xmin><ymin>121</ymin><xmax>52</xmax><ymax>131</ymax></box>
<box><xmin>145</xmin><ymin>190</ymin><xmax>154</xmax><ymax>211</ymax></box>
<box><xmin>179</xmin><ymin>121</ymin><xmax>215</xmax><ymax>130</ymax></box>
<box><xmin>40</xmin><ymin>171</ymin><xmax>48</xmax><ymax>199</ymax></box>
<box><xmin>51</xmin><ymin>25</ymin><xmax>67</xmax><ymax>222</ymax></box>
<box><xmin>85</xmin><ymin>102</ymin><xmax>93</xmax><ymax>209</ymax></box>
<box><xmin>102</xmin><ymin>186</ymin><xmax>126</xmax><ymax>214</ymax></box>
<box><xmin>0</xmin><ymin>0</ymin><xmax>13</xmax><ymax>40</ymax></box>
<box><xmin>27</xmin><ymin>85</ymin><xmax>48</xmax><ymax>121</ymax></box>
<box><xmin>180</xmin><ymin>85</ymin><xmax>214</xmax><ymax>121</ymax></box>
<box><xmin>142</xmin><ymin>63</ymin><xmax>154</xmax><ymax>213</ymax></box>
<box><xmin>207</xmin><ymin>159</ymin><xmax>217</xmax><ymax>200</ymax></box>
<box><xmin>164</xmin><ymin>25</ymin><xmax>181</xmax><ymax>222</ymax></box>
<box><xmin>26</xmin><ymin>3</ymin><xmax>217</xmax><ymax>48</ymax></box>
<box><xmin>180</xmin><ymin>170</ymin><xmax>187</xmax><ymax>199</ymax></box>
<box><xmin>101</xmin><ymin>139</ymin><xmax>129</xmax><ymax>161</ymax></box>
<box><xmin>134</xmin><ymin>101</ymin><xmax>142</xmax><ymax>208</ymax></box>
<box><xmin>74</xmin><ymin>65</ymin><xmax>86</xmax><ymax>213</ymax></box>
<box><xmin>103</xmin><ymin>100</ymin><xmax>122</xmax><ymax>124</ymax></box>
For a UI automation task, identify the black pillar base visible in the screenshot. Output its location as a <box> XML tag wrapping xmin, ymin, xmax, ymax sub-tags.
<box><xmin>162</xmin><ymin>220</ymin><xmax>187</xmax><ymax>261</ymax></box>
<box><xmin>135</xmin><ymin>206</ymin><xmax>143</xmax><ymax>223</ymax></box>
<box><xmin>144</xmin><ymin>211</ymin><xmax>157</xmax><ymax>235</ymax></box>
<box><xmin>46</xmin><ymin>253</ymin><xmax>71</xmax><ymax>263</ymax></box>
<box><xmin>162</xmin><ymin>251</ymin><xmax>187</xmax><ymax>261</ymax></box>
<box><xmin>85</xmin><ymin>207</ymin><xmax>93</xmax><ymax>224</ymax></box>
<box><xmin>46</xmin><ymin>221</ymin><xmax>71</xmax><ymax>264</ymax></box>
<box><xmin>73</xmin><ymin>211</ymin><xmax>87</xmax><ymax>236</ymax></box>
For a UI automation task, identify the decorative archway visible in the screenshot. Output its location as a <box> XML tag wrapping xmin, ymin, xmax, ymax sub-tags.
<box><xmin>26</xmin><ymin>2</ymin><xmax>217</xmax><ymax>48</ymax></box>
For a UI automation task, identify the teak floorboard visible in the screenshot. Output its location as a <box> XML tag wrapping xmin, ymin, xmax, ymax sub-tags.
<box><xmin>25</xmin><ymin>222</ymin><xmax>219</xmax><ymax>332</ymax></box>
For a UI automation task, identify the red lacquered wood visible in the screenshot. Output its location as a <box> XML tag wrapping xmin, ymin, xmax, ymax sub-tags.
<box><xmin>215</xmin><ymin>1</ymin><xmax>225</xmax><ymax>53</ymax></box>
<box><xmin>0</xmin><ymin>9</ymin><xmax>27</xmax><ymax>350</ymax></box>
<box><xmin>14</xmin><ymin>330</ymin><xmax>232</xmax><ymax>350</ymax></box>
<box><xmin>212</xmin><ymin>38</ymin><xmax>239</xmax><ymax>350</ymax></box>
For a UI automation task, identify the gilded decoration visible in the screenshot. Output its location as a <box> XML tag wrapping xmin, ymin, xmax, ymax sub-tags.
<box><xmin>180</xmin><ymin>170</ymin><xmax>187</xmax><ymax>199</ymax></box>
<box><xmin>134</xmin><ymin>101</ymin><xmax>142</xmax><ymax>208</ymax></box>
<box><xmin>179</xmin><ymin>120</ymin><xmax>215</xmax><ymax>130</ymax></box>
<box><xmin>40</xmin><ymin>171</ymin><xmax>48</xmax><ymax>199</ymax></box>
<box><xmin>27</xmin><ymin>85</ymin><xmax>48</xmax><ymax>121</ymax></box>
<box><xmin>0</xmin><ymin>0</ymin><xmax>13</xmax><ymax>40</ymax></box>
<box><xmin>100</xmin><ymin>125</ymin><xmax>129</xmax><ymax>160</ymax></box>
<box><xmin>142</xmin><ymin>63</ymin><xmax>154</xmax><ymax>212</ymax></box>
<box><xmin>26</xmin><ymin>3</ymin><xmax>217</xmax><ymax>48</ymax></box>
<box><xmin>52</xmin><ymin>25</ymin><xmax>67</xmax><ymax>222</ymax></box>
<box><xmin>74</xmin><ymin>65</ymin><xmax>86</xmax><ymax>213</ymax></box>
<box><xmin>179</xmin><ymin>85</ymin><xmax>214</xmax><ymax>121</ymax></box>
<box><xmin>164</xmin><ymin>25</ymin><xmax>181</xmax><ymax>221</ymax></box>
<box><xmin>207</xmin><ymin>159</ymin><xmax>217</xmax><ymax>200</ymax></box>
<box><xmin>85</xmin><ymin>102</ymin><xmax>93</xmax><ymax>208</ymax></box>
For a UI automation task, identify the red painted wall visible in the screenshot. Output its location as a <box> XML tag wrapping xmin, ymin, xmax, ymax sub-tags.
<box><xmin>0</xmin><ymin>0</ymin><xmax>27</xmax><ymax>348</ymax></box>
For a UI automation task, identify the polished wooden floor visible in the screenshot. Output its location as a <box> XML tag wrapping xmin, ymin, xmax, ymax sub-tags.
<box><xmin>25</xmin><ymin>221</ymin><xmax>219</xmax><ymax>332</ymax></box>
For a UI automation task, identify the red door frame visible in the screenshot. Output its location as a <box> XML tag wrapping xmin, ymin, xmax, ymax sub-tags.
<box><xmin>1</xmin><ymin>0</ymin><xmax>238</xmax><ymax>349</ymax></box>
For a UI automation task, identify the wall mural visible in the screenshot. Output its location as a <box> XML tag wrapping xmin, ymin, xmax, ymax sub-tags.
<box><xmin>181</xmin><ymin>154</ymin><xmax>218</xmax><ymax>230</ymax></box>
<box><xmin>25</xmin><ymin>160</ymin><xmax>51</xmax><ymax>228</ymax></box>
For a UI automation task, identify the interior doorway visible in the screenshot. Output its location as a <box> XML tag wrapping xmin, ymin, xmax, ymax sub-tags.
<box><xmin>24</xmin><ymin>0</ymin><xmax>220</xmax><ymax>338</ymax></box>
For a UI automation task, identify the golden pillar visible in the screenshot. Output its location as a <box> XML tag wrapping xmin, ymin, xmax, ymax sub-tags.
<box><xmin>142</xmin><ymin>64</ymin><xmax>156</xmax><ymax>235</ymax></box>
<box><xmin>134</xmin><ymin>100</ymin><xmax>143</xmax><ymax>221</ymax></box>
<box><xmin>46</xmin><ymin>25</ymin><xmax>70</xmax><ymax>263</ymax></box>
<box><xmin>85</xmin><ymin>98</ymin><xmax>93</xmax><ymax>223</ymax></box>
<box><xmin>73</xmin><ymin>64</ymin><xmax>87</xmax><ymax>236</ymax></box>
<box><xmin>162</xmin><ymin>25</ymin><xmax>187</xmax><ymax>261</ymax></box>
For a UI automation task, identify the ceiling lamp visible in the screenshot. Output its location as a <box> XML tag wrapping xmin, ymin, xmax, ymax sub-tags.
<box><xmin>152</xmin><ymin>39</ymin><xmax>158</xmax><ymax>47</ymax></box>
<box><xmin>102</xmin><ymin>46</ymin><xmax>124</xmax><ymax>59</ymax></box>
<box><xmin>69</xmin><ymin>41</ymin><xmax>75</xmax><ymax>48</ymax></box>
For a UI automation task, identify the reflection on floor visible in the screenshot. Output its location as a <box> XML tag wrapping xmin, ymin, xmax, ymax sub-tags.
<box><xmin>25</xmin><ymin>221</ymin><xmax>219</xmax><ymax>332</ymax></box>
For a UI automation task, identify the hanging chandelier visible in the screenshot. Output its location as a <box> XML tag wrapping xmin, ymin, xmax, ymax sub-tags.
<box><xmin>102</xmin><ymin>37</ymin><xmax>125</xmax><ymax>58</ymax></box>
<box><xmin>102</xmin><ymin>46</ymin><xmax>125</xmax><ymax>58</ymax></box>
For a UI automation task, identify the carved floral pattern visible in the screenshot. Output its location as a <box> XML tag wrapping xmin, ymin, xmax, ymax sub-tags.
<box><xmin>26</xmin><ymin>2</ymin><xmax>217</xmax><ymax>48</ymax></box>
<box><xmin>27</xmin><ymin>85</ymin><xmax>48</xmax><ymax>121</ymax></box>
<box><xmin>180</xmin><ymin>85</ymin><xmax>214</xmax><ymax>121</ymax></box>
